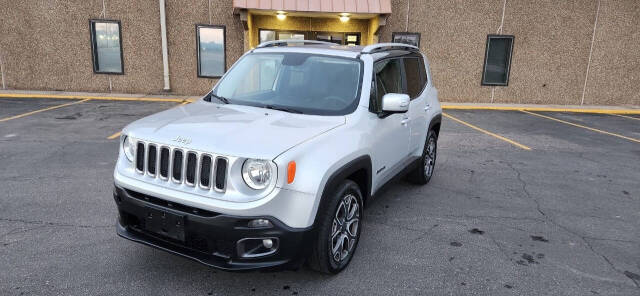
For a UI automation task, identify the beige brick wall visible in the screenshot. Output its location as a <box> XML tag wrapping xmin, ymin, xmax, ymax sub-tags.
<box><xmin>0</xmin><ymin>0</ymin><xmax>638</xmax><ymax>105</ymax></box>
<box><xmin>378</xmin><ymin>0</ymin><xmax>640</xmax><ymax>106</ymax></box>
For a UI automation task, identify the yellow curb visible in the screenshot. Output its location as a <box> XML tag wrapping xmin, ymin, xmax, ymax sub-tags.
<box><xmin>1</xmin><ymin>93</ymin><xmax>638</xmax><ymax>114</ymax></box>
<box><xmin>0</xmin><ymin>93</ymin><xmax>189</xmax><ymax>103</ymax></box>
<box><xmin>441</xmin><ymin>104</ymin><xmax>640</xmax><ymax>115</ymax></box>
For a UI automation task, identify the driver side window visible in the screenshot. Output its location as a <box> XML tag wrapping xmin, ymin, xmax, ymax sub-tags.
<box><xmin>370</xmin><ymin>58</ymin><xmax>404</xmax><ymax>113</ymax></box>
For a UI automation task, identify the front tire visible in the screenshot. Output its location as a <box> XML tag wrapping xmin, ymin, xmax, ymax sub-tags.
<box><xmin>308</xmin><ymin>180</ymin><xmax>363</xmax><ymax>274</ymax></box>
<box><xmin>408</xmin><ymin>130</ymin><xmax>437</xmax><ymax>185</ymax></box>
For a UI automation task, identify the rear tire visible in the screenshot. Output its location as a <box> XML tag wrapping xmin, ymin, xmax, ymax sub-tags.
<box><xmin>308</xmin><ymin>180</ymin><xmax>363</xmax><ymax>274</ymax></box>
<box><xmin>408</xmin><ymin>130</ymin><xmax>437</xmax><ymax>185</ymax></box>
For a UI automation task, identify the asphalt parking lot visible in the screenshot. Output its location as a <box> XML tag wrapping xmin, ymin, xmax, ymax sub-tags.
<box><xmin>0</xmin><ymin>98</ymin><xmax>639</xmax><ymax>295</ymax></box>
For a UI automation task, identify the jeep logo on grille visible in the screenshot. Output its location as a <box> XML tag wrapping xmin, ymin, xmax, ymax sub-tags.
<box><xmin>172</xmin><ymin>136</ymin><xmax>192</xmax><ymax>145</ymax></box>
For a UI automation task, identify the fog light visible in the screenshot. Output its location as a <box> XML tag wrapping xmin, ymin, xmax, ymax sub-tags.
<box><xmin>237</xmin><ymin>237</ymin><xmax>279</xmax><ymax>258</ymax></box>
<box><xmin>248</xmin><ymin>219</ymin><xmax>272</xmax><ymax>228</ymax></box>
<box><xmin>262</xmin><ymin>239</ymin><xmax>273</xmax><ymax>249</ymax></box>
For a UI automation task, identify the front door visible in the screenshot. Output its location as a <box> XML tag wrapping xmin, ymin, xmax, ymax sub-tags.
<box><xmin>370</xmin><ymin>58</ymin><xmax>410</xmax><ymax>187</ymax></box>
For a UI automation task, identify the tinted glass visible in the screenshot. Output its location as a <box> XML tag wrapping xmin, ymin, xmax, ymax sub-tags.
<box><xmin>259</xmin><ymin>30</ymin><xmax>275</xmax><ymax>43</ymax></box>
<box><xmin>214</xmin><ymin>53</ymin><xmax>362</xmax><ymax>116</ymax></box>
<box><xmin>482</xmin><ymin>36</ymin><xmax>513</xmax><ymax>85</ymax></box>
<box><xmin>393</xmin><ymin>33</ymin><xmax>420</xmax><ymax>47</ymax></box>
<box><xmin>92</xmin><ymin>22</ymin><xmax>122</xmax><ymax>73</ymax></box>
<box><xmin>403</xmin><ymin>57</ymin><xmax>424</xmax><ymax>98</ymax></box>
<box><xmin>373</xmin><ymin>59</ymin><xmax>404</xmax><ymax>111</ymax></box>
<box><xmin>278</xmin><ymin>32</ymin><xmax>305</xmax><ymax>40</ymax></box>
<box><xmin>198</xmin><ymin>26</ymin><xmax>225</xmax><ymax>77</ymax></box>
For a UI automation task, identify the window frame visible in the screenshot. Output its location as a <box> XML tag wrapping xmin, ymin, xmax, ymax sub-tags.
<box><xmin>196</xmin><ymin>24</ymin><xmax>227</xmax><ymax>79</ymax></box>
<box><xmin>481</xmin><ymin>34</ymin><xmax>515</xmax><ymax>86</ymax></box>
<box><xmin>89</xmin><ymin>19</ymin><xmax>124</xmax><ymax>75</ymax></box>
<box><xmin>370</xmin><ymin>57</ymin><xmax>407</xmax><ymax>114</ymax></box>
<box><xmin>392</xmin><ymin>32</ymin><xmax>421</xmax><ymax>47</ymax></box>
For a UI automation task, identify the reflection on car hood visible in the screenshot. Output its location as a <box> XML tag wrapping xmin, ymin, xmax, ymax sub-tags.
<box><xmin>123</xmin><ymin>100</ymin><xmax>345</xmax><ymax>159</ymax></box>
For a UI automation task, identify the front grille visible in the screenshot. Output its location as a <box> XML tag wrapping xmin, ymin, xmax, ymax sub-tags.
<box><xmin>172</xmin><ymin>150</ymin><xmax>183</xmax><ymax>181</ymax></box>
<box><xmin>186</xmin><ymin>152</ymin><xmax>197</xmax><ymax>185</ymax></box>
<box><xmin>200</xmin><ymin>155</ymin><xmax>212</xmax><ymax>188</ymax></box>
<box><xmin>135</xmin><ymin>143</ymin><xmax>145</xmax><ymax>172</ymax></box>
<box><xmin>159</xmin><ymin>147</ymin><xmax>169</xmax><ymax>178</ymax></box>
<box><xmin>215</xmin><ymin>158</ymin><xmax>227</xmax><ymax>191</ymax></box>
<box><xmin>134</xmin><ymin>141</ymin><xmax>228</xmax><ymax>192</ymax></box>
<box><xmin>147</xmin><ymin>145</ymin><xmax>157</xmax><ymax>176</ymax></box>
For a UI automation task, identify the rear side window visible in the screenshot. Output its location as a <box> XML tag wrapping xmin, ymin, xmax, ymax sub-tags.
<box><xmin>371</xmin><ymin>59</ymin><xmax>404</xmax><ymax>112</ymax></box>
<box><xmin>403</xmin><ymin>57</ymin><xmax>427</xmax><ymax>98</ymax></box>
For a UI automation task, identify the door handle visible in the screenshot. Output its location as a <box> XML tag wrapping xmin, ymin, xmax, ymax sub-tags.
<box><xmin>401</xmin><ymin>117</ymin><xmax>409</xmax><ymax>126</ymax></box>
<box><xmin>424</xmin><ymin>104</ymin><xmax>431</xmax><ymax>111</ymax></box>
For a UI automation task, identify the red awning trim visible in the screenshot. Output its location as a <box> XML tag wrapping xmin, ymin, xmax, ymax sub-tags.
<box><xmin>233</xmin><ymin>0</ymin><xmax>391</xmax><ymax>14</ymax></box>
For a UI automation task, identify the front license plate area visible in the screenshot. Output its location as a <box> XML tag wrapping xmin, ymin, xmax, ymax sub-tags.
<box><xmin>144</xmin><ymin>207</ymin><xmax>185</xmax><ymax>242</ymax></box>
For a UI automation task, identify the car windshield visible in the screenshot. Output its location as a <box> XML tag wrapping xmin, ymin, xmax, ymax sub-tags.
<box><xmin>211</xmin><ymin>52</ymin><xmax>362</xmax><ymax>115</ymax></box>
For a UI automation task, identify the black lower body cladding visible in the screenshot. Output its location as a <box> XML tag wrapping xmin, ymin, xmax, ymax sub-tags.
<box><xmin>113</xmin><ymin>185</ymin><xmax>313</xmax><ymax>271</ymax></box>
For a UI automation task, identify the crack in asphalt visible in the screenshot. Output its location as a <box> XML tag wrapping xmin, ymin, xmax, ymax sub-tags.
<box><xmin>505</xmin><ymin>161</ymin><xmax>640</xmax><ymax>289</ymax></box>
<box><xmin>0</xmin><ymin>218</ymin><xmax>111</xmax><ymax>230</ymax></box>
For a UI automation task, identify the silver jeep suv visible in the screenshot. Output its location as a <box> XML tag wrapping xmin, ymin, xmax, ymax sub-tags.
<box><xmin>113</xmin><ymin>40</ymin><xmax>442</xmax><ymax>274</ymax></box>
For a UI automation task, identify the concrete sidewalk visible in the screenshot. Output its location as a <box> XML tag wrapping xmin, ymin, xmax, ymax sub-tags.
<box><xmin>1</xmin><ymin>89</ymin><xmax>639</xmax><ymax>114</ymax></box>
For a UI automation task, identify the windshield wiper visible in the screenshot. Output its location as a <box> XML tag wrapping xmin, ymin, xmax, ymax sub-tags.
<box><xmin>210</xmin><ymin>93</ymin><xmax>230</xmax><ymax>104</ymax></box>
<box><xmin>264</xmin><ymin>105</ymin><xmax>303</xmax><ymax>114</ymax></box>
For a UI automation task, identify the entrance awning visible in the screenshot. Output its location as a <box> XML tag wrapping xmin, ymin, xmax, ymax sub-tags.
<box><xmin>232</xmin><ymin>0</ymin><xmax>392</xmax><ymax>14</ymax></box>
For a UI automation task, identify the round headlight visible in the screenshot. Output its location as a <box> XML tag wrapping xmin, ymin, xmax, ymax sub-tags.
<box><xmin>242</xmin><ymin>159</ymin><xmax>273</xmax><ymax>190</ymax></box>
<box><xmin>122</xmin><ymin>135</ymin><xmax>134</xmax><ymax>162</ymax></box>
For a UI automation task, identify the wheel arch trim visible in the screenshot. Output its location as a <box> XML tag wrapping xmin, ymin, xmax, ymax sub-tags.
<box><xmin>312</xmin><ymin>155</ymin><xmax>372</xmax><ymax>227</ymax></box>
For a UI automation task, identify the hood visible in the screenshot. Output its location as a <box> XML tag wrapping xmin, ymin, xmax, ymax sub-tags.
<box><xmin>123</xmin><ymin>100</ymin><xmax>345</xmax><ymax>159</ymax></box>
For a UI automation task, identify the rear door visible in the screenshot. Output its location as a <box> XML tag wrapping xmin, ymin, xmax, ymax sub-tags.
<box><xmin>403</xmin><ymin>55</ymin><xmax>429</xmax><ymax>156</ymax></box>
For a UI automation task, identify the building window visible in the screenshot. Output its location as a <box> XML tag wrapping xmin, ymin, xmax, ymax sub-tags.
<box><xmin>482</xmin><ymin>35</ymin><xmax>514</xmax><ymax>86</ymax></box>
<box><xmin>345</xmin><ymin>33</ymin><xmax>360</xmax><ymax>46</ymax></box>
<box><xmin>196</xmin><ymin>25</ymin><xmax>226</xmax><ymax>78</ymax></box>
<box><xmin>90</xmin><ymin>20</ymin><xmax>123</xmax><ymax>74</ymax></box>
<box><xmin>258</xmin><ymin>29</ymin><xmax>361</xmax><ymax>46</ymax></box>
<box><xmin>392</xmin><ymin>32</ymin><xmax>420</xmax><ymax>47</ymax></box>
<box><xmin>259</xmin><ymin>29</ymin><xmax>276</xmax><ymax>43</ymax></box>
<box><xmin>277</xmin><ymin>31</ymin><xmax>306</xmax><ymax>40</ymax></box>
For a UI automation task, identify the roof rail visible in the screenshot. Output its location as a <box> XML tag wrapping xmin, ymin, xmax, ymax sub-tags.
<box><xmin>361</xmin><ymin>43</ymin><xmax>420</xmax><ymax>54</ymax></box>
<box><xmin>256</xmin><ymin>39</ymin><xmax>336</xmax><ymax>48</ymax></box>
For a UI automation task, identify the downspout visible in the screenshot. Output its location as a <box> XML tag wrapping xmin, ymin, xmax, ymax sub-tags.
<box><xmin>0</xmin><ymin>51</ymin><xmax>6</xmax><ymax>89</ymax></box>
<box><xmin>159</xmin><ymin>0</ymin><xmax>170</xmax><ymax>91</ymax></box>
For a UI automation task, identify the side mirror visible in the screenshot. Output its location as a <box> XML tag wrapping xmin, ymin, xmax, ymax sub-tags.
<box><xmin>381</xmin><ymin>93</ymin><xmax>410</xmax><ymax>113</ymax></box>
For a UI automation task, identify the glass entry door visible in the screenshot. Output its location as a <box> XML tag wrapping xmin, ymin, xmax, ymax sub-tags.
<box><xmin>277</xmin><ymin>32</ymin><xmax>305</xmax><ymax>40</ymax></box>
<box><xmin>259</xmin><ymin>29</ymin><xmax>361</xmax><ymax>46</ymax></box>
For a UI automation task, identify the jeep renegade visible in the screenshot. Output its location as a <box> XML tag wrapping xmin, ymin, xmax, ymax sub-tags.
<box><xmin>113</xmin><ymin>40</ymin><xmax>442</xmax><ymax>274</ymax></box>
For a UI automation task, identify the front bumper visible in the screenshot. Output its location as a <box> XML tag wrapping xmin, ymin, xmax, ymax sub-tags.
<box><xmin>113</xmin><ymin>186</ymin><xmax>313</xmax><ymax>271</ymax></box>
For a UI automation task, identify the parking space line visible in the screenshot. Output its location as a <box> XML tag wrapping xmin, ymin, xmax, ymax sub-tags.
<box><xmin>608</xmin><ymin>113</ymin><xmax>640</xmax><ymax>121</ymax></box>
<box><xmin>521</xmin><ymin>110</ymin><xmax>640</xmax><ymax>144</ymax></box>
<box><xmin>107</xmin><ymin>132</ymin><xmax>121</xmax><ymax>140</ymax></box>
<box><xmin>0</xmin><ymin>99</ymin><xmax>91</xmax><ymax>123</ymax></box>
<box><xmin>443</xmin><ymin>112</ymin><xmax>532</xmax><ymax>150</ymax></box>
